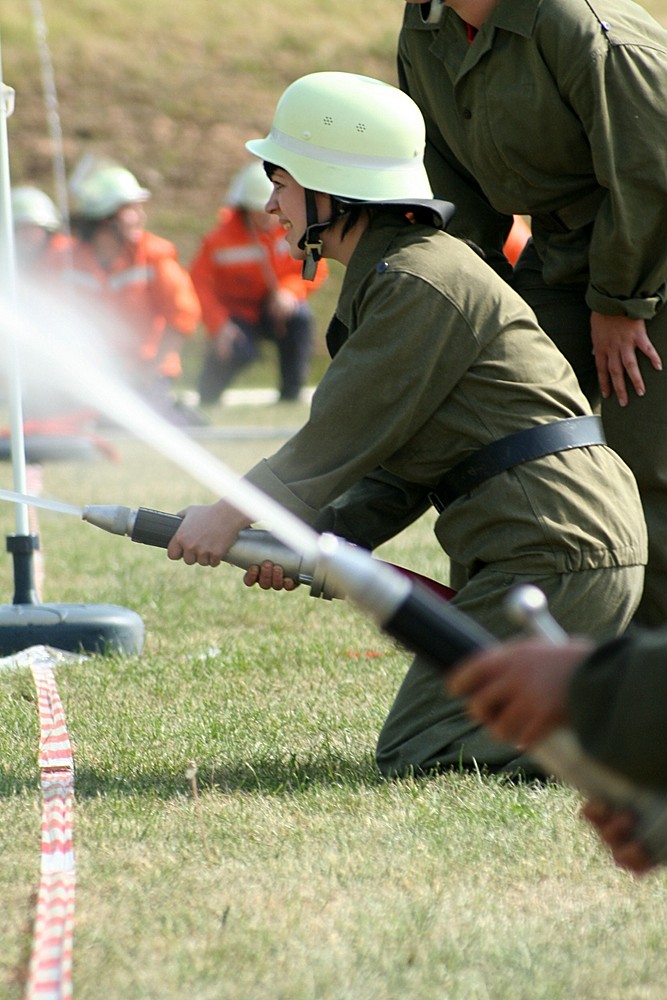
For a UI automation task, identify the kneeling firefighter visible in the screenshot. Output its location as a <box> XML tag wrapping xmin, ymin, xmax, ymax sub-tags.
<box><xmin>167</xmin><ymin>71</ymin><xmax>647</xmax><ymax>779</ymax></box>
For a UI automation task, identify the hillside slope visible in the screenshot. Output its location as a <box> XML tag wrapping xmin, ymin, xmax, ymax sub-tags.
<box><xmin>3</xmin><ymin>0</ymin><xmax>404</xmax><ymax>258</ymax></box>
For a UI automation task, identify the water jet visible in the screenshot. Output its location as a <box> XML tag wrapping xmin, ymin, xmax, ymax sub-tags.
<box><xmin>0</xmin><ymin>57</ymin><xmax>144</xmax><ymax>655</ymax></box>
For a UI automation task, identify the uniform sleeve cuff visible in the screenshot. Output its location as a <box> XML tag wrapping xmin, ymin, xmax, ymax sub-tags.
<box><xmin>586</xmin><ymin>286</ymin><xmax>662</xmax><ymax>320</ymax></box>
<box><xmin>244</xmin><ymin>459</ymin><xmax>320</xmax><ymax>525</ymax></box>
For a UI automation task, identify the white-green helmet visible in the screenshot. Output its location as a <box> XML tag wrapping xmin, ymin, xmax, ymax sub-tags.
<box><xmin>72</xmin><ymin>165</ymin><xmax>150</xmax><ymax>220</ymax></box>
<box><xmin>245</xmin><ymin>71</ymin><xmax>433</xmax><ymax>202</ymax></box>
<box><xmin>11</xmin><ymin>186</ymin><xmax>61</xmax><ymax>231</ymax></box>
<box><xmin>226</xmin><ymin>162</ymin><xmax>273</xmax><ymax>212</ymax></box>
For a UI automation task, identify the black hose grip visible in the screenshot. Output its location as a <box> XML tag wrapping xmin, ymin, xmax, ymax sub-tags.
<box><xmin>131</xmin><ymin>507</ymin><xmax>183</xmax><ymax>548</ymax></box>
<box><xmin>384</xmin><ymin>582</ymin><xmax>496</xmax><ymax>673</ymax></box>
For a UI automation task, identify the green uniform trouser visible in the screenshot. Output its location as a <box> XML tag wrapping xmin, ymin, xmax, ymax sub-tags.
<box><xmin>375</xmin><ymin>564</ymin><xmax>644</xmax><ymax>778</ymax></box>
<box><xmin>512</xmin><ymin>243</ymin><xmax>667</xmax><ymax>627</ymax></box>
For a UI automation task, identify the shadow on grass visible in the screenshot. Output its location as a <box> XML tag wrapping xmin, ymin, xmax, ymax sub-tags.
<box><xmin>0</xmin><ymin>749</ymin><xmax>384</xmax><ymax>800</ymax></box>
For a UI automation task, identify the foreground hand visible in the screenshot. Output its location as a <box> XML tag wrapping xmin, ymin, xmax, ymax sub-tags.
<box><xmin>167</xmin><ymin>499</ymin><xmax>250</xmax><ymax>567</ymax></box>
<box><xmin>590</xmin><ymin>312</ymin><xmax>662</xmax><ymax>406</ymax></box>
<box><xmin>581</xmin><ymin>800</ymin><xmax>656</xmax><ymax>874</ymax></box>
<box><xmin>243</xmin><ymin>560</ymin><xmax>299</xmax><ymax>591</ymax></box>
<box><xmin>447</xmin><ymin>638</ymin><xmax>593</xmax><ymax>748</ymax></box>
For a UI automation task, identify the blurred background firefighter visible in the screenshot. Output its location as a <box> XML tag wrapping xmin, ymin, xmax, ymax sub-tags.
<box><xmin>62</xmin><ymin>161</ymin><xmax>201</xmax><ymax>423</ymax></box>
<box><xmin>11</xmin><ymin>185</ymin><xmax>69</xmax><ymax>274</ymax></box>
<box><xmin>189</xmin><ymin>161</ymin><xmax>329</xmax><ymax>406</ymax></box>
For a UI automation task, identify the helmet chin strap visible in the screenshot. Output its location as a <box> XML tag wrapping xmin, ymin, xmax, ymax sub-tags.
<box><xmin>297</xmin><ymin>189</ymin><xmax>350</xmax><ymax>281</ymax></box>
<box><xmin>298</xmin><ymin>188</ymin><xmax>326</xmax><ymax>281</ymax></box>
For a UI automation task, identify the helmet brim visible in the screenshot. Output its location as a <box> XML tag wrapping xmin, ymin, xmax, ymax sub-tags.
<box><xmin>246</xmin><ymin>133</ymin><xmax>434</xmax><ymax>204</ymax></box>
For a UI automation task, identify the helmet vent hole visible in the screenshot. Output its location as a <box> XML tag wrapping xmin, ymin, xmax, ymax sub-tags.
<box><xmin>356</xmin><ymin>122</ymin><xmax>367</xmax><ymax>133</ymax></box>
<box><xmin>323</xmin><ymin>115</ymin><xmax>334</xmax><ymax>126</ymax></box>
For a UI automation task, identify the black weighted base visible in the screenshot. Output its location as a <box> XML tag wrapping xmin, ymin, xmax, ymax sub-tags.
<box><xmin>0</xmin><ymin>603</ymin><xmax>145</xmax><ymax>656</ymax></box>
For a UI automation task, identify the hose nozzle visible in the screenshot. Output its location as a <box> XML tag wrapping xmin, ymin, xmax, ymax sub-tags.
<box><xmin>81</xmin><ymin>504</ymin><xmax>342</xmax><ymax>598</ymax></box>
<box><xmin>82</xmin><ymin>504</ymin><xmax>137</xmax><ymax>537</ymax></box>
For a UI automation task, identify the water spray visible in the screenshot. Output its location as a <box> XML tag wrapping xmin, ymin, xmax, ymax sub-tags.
<box><xmin>0</xmin><ymin>52</ymin><xmax>143</xmax><ymax>654</ymax></box>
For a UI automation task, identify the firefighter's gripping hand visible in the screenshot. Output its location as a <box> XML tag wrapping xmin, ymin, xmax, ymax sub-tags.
<box><xmin>591</xmin><ymin>312</ymin><xmax>662</xmax><ymax>407</ymax></box>
<box><xmin>448</xmin><ymin>637</ymin><xmax>593</xmax><ymax>748</ymax></box>
<box><xmin>243</xmin><ymin>561</ymin><xmax>299</xmax><ymax>591</ymax></box>
<box><xmin>167</xmin><ymin>499</ymin><xmax>251</xmax><ymax>567</ymax></box>
<box><xmin>581</xmin><ymin>800</ymin><xmax>656</xmax><ymax>875</ymax></box>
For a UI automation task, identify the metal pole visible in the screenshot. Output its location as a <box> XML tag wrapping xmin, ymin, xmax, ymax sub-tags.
<box><xmin>0</xmin><ymin>42</ymin><xmax>31</xmax><ymax>538</ymax></box>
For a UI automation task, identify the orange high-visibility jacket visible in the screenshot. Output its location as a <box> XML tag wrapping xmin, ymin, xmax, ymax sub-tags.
<box><xmin>59</xmin><ymin>230</ymin><xmax>201</xmax><ymax>378</ymax></box>
<box><xmin>190</xmin><ymin>207</ymin><xmax>328</xmax><ymax>336</ymax></box>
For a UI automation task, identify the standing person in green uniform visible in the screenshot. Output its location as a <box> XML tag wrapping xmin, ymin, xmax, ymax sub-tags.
<box><xmin>398</xmin><ymin>0</ymin><xmax>667</xmax><ymax>625</ymax></box>
<box><xmin>398</xmin><ymin>0</ymin><xmax>667</xmax><ymax>626</ymax></box>
<box><xmin>167</xmin><ymin>71</ymin><xmax>647</xmax><ymax>778</ymax></box>
<box><xmin>448</xmin><ymin>627</ymin><xmax>667</xmax><ymax>873</ymax></box>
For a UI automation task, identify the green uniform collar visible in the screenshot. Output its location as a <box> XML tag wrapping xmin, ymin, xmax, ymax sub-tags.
<box><xmin>487</xmin><ymin>0</ymin><xmax>540</xmax><ymax>38</ymax></box>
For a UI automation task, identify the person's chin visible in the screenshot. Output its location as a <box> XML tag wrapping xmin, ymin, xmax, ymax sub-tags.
<box><xmin>285</xmin><ymin>235</ymin><xmax>305</xmax><ymax>261</ymax></box>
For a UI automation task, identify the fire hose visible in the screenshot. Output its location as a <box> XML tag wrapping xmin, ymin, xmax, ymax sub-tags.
<box><xmin>81</xmin><ymin>504</ymin><xmax>456</xmax><ymax>601</ymax></box>
<box><xmin>80</xmin><ymin>503</ymin><xmax>667</xmax><ymax>864</ymax></box>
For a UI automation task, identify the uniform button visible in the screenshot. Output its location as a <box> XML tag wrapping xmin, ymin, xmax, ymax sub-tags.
<box><xmin>376</xmin><ymin>261</ymin><xmax>389</xmax><ymax>273</ymax></box>
<box><xmin>462</xmin><ymin>108</ymin><xmax>472</xmax><ymax>120</ymax></box>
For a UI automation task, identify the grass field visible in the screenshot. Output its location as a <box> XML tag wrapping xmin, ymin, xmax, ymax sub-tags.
<box><xmin>3</xmin><ymin>2</ymin><xmax>667</xmax><ymax>998</ymax></box>
<box><xmin>2</xmin><ymin>432</ymin><xmax>667</xmax><ymax>1000</ymax></box>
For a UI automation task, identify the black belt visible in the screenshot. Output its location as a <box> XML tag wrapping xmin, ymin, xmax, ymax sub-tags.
<box><xmin>428</xmin><ymin>415</ymin><xmax>605</xmax><ymax>513</ymax></box>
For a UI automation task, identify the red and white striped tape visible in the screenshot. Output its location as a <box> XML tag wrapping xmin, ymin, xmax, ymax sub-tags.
<box><xmin>25</xmin><ymin>650</ymin><xmax>76</xmax><ymax>1000</ymax></box>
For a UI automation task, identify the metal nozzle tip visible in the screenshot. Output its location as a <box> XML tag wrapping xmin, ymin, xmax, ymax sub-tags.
<box><xmin>81</xmin><ymin>504</ymin><xmax>134</xmax><ymax>537</ymax></box>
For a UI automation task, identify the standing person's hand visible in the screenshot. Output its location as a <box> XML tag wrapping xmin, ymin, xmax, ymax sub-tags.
<box><xmin>590</xmin><ymin>312</ymin><xmax>662</xmax><ymax>406</ymax></box>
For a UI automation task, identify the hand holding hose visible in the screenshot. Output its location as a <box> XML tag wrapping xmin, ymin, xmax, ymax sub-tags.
<box><xmin>243</xmin><ymin>561</ymin><xmax>299</xmax><ymax>591</ymax></box>
<box><xmin>167</xmin><ymin>499</ymin><xmax>251</xmax><ymax>567</ymax></box>
<box><xmin>448</xmin><ymin>637</ymin><xmax>593</xmax><ymax>749</ymax></box>
<box><xmin>448</xmin><ymin>587</ymin><xmax>666</xmax><ymax>873</ymax></box>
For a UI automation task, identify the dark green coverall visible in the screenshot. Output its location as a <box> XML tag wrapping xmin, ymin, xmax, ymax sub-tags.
<box><xmin>399</xmin><ymin>0</ymin><xmax>667</xmax><ymax>626</ymax></box>
<box><xmin>245</xmin><ymin>209</ymin><xmax>646</xmax><ymax>777</ymax></box>
<box><xmin>570</xmin><ymin>628</ymin><xmax>667</xmax><ymax>793</ymax></box>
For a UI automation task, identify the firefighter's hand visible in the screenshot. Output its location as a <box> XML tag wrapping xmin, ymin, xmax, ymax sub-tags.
<box><xmin>591</xmin><ymin>312</ymin><xmax>662</xmax><ymax>407</ymax></box>
<box><xmin>581</xmin><ymin>800</ymin><xmax>656</xmax><ymax>874</ymax></box>
<box><xmin>243</xmin><ymin>561</ymin><xmax>299</xmax><ymax>591</ymax></box>
<box><xmin>447</xmin><ymin>638</ymin><xmax>593</xmax><ymax>748</ymax></box>
<box><xmin>214</xmin><ymin>321</ymin><xmax>245</xmax><ymax>361</ymax></box>
<box><xmin>167</xmin><ymin>499</ymin><xmax>250</xmax><ymax>567</ymax></box>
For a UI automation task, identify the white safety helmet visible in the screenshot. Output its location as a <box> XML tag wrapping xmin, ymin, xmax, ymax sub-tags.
<box><xmin>11</xmin><ymin>186</ymin><xmax>61</xmax><ymax>231</ymax></box>
<box><xmin>226</xmin><ymin>162</ymin><xmax>273</xmax><ymax>212</ymax></box>
<box><xmin>245</xmin><ymin>72</ymin><xmax>452</xmax><ymax>280</ymax></box>
<box><xmin>72</xmin><ymin>165</ymin><xmax>150</xmax><ymax>220</ymax></box>
<box><xmin>245</xmin><ymin>71</ymin><xmax>434</xmax><ymax>202</ymax></box>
